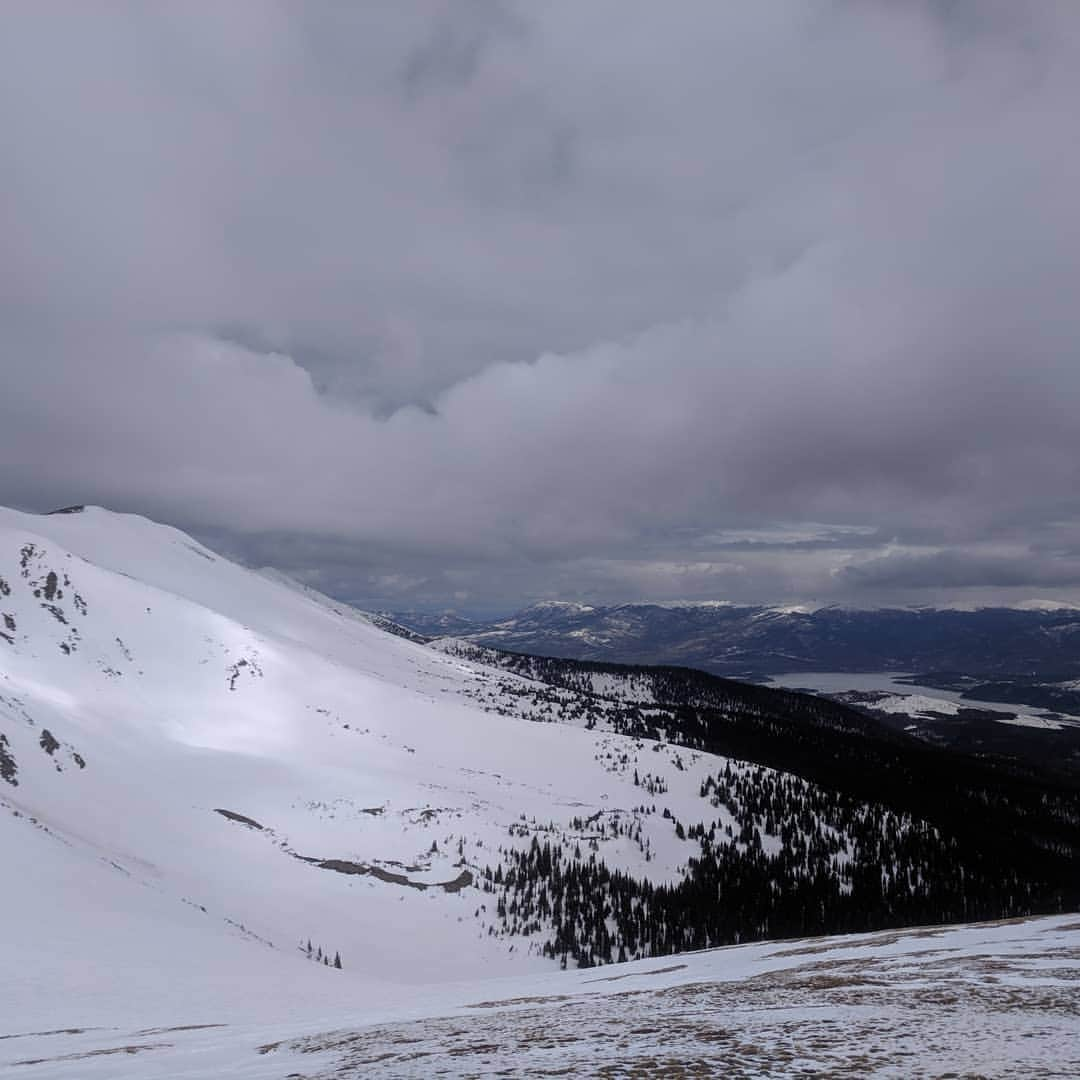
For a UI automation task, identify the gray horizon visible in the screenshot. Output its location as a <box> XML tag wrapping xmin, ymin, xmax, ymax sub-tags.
<box><xmin>3</xmin><ymin>2</ymin><xmax>1080</xmax><ymax>614</ymax></box>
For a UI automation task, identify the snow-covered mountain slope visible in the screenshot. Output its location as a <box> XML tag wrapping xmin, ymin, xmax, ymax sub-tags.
<box><xmin>1</xmin><ymin>505</ymin><xmax>704</xmax><ymax>988</ymax></box>
<box><xmin>2</xmin><ymin>504</ymin><xmax>1078</xmax><ymax>1077</ymax></box>
<box><xmin>0</xmin><ymin>507</ymin><xmax>906</xmax><ymax>991</ymax></box>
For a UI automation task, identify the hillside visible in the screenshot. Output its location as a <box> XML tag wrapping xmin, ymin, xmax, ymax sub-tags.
<box><xmin>1</xmin><ymin>506</ymin><xmax>1078</xmax><ymax>1075</ymax></box>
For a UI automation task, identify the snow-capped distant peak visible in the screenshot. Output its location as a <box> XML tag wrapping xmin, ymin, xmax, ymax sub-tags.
<box><xmin>523</xmin><ymin>600</ymin><xmax>596</xmax><ymax>613</ymax></box>
<box><xmin>758</xmin><ymin>603</ymin><xmax>822</xmax><ymax>616</ymax></box>
<box><xmin>1010</xmin><ymin>598</ymin><xmax>1080</xmax><ymax>612</ymax></box>
<box><xmin>640</xmin><ymin>600</ymin><xmax>744</xmax><ymax>610</ymax></box>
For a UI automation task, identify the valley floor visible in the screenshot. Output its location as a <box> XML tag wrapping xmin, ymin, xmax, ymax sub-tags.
<box><xmin>3</xmin><ymin>914</ymin><xmax>1077</xmax><ymax>1079</ymax></box>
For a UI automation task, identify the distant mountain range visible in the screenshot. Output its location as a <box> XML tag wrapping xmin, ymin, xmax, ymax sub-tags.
<box><xmin>387</xmin><ymin>601</ymin><xmax>1080</xmax><ymax>679</ymax></box>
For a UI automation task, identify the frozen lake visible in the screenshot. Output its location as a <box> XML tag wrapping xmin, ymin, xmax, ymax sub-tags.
<box><xmin>767</xmin><ymin>671</ymin><xmax>1080</xmax><ymax>728</ymax></box>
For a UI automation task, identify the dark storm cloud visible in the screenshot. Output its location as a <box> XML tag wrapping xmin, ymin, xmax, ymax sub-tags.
<box><xmin>400</xmin><ymin>0</ymin><xmax>527</xmax><ymax>99</ymax></box>
<box><xmin>2</xmin><ymin>1</ymin><xmax>1080</xmax><ymax>612</ymax></box>
<box><xmin>838</xmin><ymin>549</ymin><xmax>1080</xmax><ymax>591</ymax></box>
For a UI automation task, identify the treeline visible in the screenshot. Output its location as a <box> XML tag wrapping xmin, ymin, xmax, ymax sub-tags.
<box><xmin>480</xmin><ymin>763</ymin><xmax>1059</xmax><ymax>970</ymax></box>
<box><xmin>460</xmin><ymin>647</ymin><xmax>1080</xmax><ymax>910</ymax></box>
<box><xmin>483</xmin><ymin>837</ymin><xmax>1044</xmax><ymax>970</ymax></box>
<box><xmin>299</xmin><ymin>939</ymin><xmax>343</xmax><ymax>969</ymax></box>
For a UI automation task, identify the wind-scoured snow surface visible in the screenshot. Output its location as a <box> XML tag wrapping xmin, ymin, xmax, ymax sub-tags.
<box><xmin>2</xmin><ymin>506</ymin><xmax>1078</xmax><ymax>1077</ymax></box>
<box><xmin>1</xmin><ymin>917</ymin><xmax>1077</xmax><ymax>1078</ymax></box>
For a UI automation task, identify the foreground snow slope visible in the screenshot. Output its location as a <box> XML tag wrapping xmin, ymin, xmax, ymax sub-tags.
<box><xmin>2</xmin><ymin>915</ymin><xmax>1077</xmax><ymax>1078</ymax></box>
<box><xmin>2</xmin><ymin>505</ymin><xmax>694</xmax><ymax>990</ymax></box>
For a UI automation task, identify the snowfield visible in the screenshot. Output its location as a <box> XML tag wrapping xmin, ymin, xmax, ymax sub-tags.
<box><xmin>1</xmin><ymin>506</ymin><xmax>1078</xmax><ymax>1076</ymax></box>
<box><xmin>0</xmin><ymin>508</ymin><xmax>711</xmax><ymax>986</ymax></box>
<box><xmin>1</xmin><ymin>916</ymin><xmax>1077</xmax><ymax>1078</ymax></box>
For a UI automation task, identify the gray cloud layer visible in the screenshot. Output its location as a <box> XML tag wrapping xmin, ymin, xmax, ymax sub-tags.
<box><xmin>3</xmin><ymin>2</ymin><xmax>1080</xmax><ymax>612</ymax></box>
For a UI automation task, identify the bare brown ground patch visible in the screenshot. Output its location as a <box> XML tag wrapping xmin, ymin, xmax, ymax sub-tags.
<box><xmin>0</xmin><ymin>1027</ymin><xmax>102</xmax><ymax>1042</ymax></box>
<box><xmin>133</xmin><ymin>1022</ymin><xmax>227</xmax><ymax>1036</ymax></box>
<box><xmin>11</xmin><ymin>1043</ymin><xmax>170</xmax><ymax>1067</ymax></box>
<box><xmin>261</xmin><ymin>923</ymin><xmax>1080</xmax><ymax>1079</ymax></box>
<box><xmin>584</xmin><ymin>963</ymin><xmax>687</xmax><ymax>983</ymax></box>
<box><xmin>466</xmin><ymin>993</ymin><xmax>572</xmax><ymax>1009</ymax></box>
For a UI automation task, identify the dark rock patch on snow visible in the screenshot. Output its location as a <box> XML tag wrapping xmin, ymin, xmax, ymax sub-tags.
<box><xmin>0</xmin><ymin>733</ymin><xmax>17</xmax><ymax>785</ymax></box>
<box><xmin>300</xmin><ymin>856</ymin><xmax>473</xmax><ymax>893</ymax></box>
<box><xmin>213</xmin><ymin>808</ymin><xmax>265</xmax><ymax>830</ymax></box>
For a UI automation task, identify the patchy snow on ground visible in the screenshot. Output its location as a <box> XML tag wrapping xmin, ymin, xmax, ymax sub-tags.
<box><xmin>995</xmin><ymin>713</ymin><xmax>1067</xmax><ymax>730</ymax></box>
<box><xmin>1</xmin><ymin>915</ymin><xmax>1077</xmax><ymax>1078</ymax></box>
<box><xmin>866</xmin><ymin>692</ymin><xmax>963</xmax><ymax>718</ymax></box>
<box><xmin>858</xmin><ymin>691</ymin><xmax>1076</xmax><ymax>731</ymax></box>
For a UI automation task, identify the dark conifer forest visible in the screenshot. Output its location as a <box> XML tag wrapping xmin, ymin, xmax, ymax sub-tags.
<box><xmin>449</xmin><ymin>646</ymin><xmax>1080</xmax><ymax>968</ymax></box>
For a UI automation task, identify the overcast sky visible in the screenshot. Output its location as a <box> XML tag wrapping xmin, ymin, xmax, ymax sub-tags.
<box><xmin>3</xmin><ymin>1</ymin><xmax>1080</xmax><ymax>615</ymax></box>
